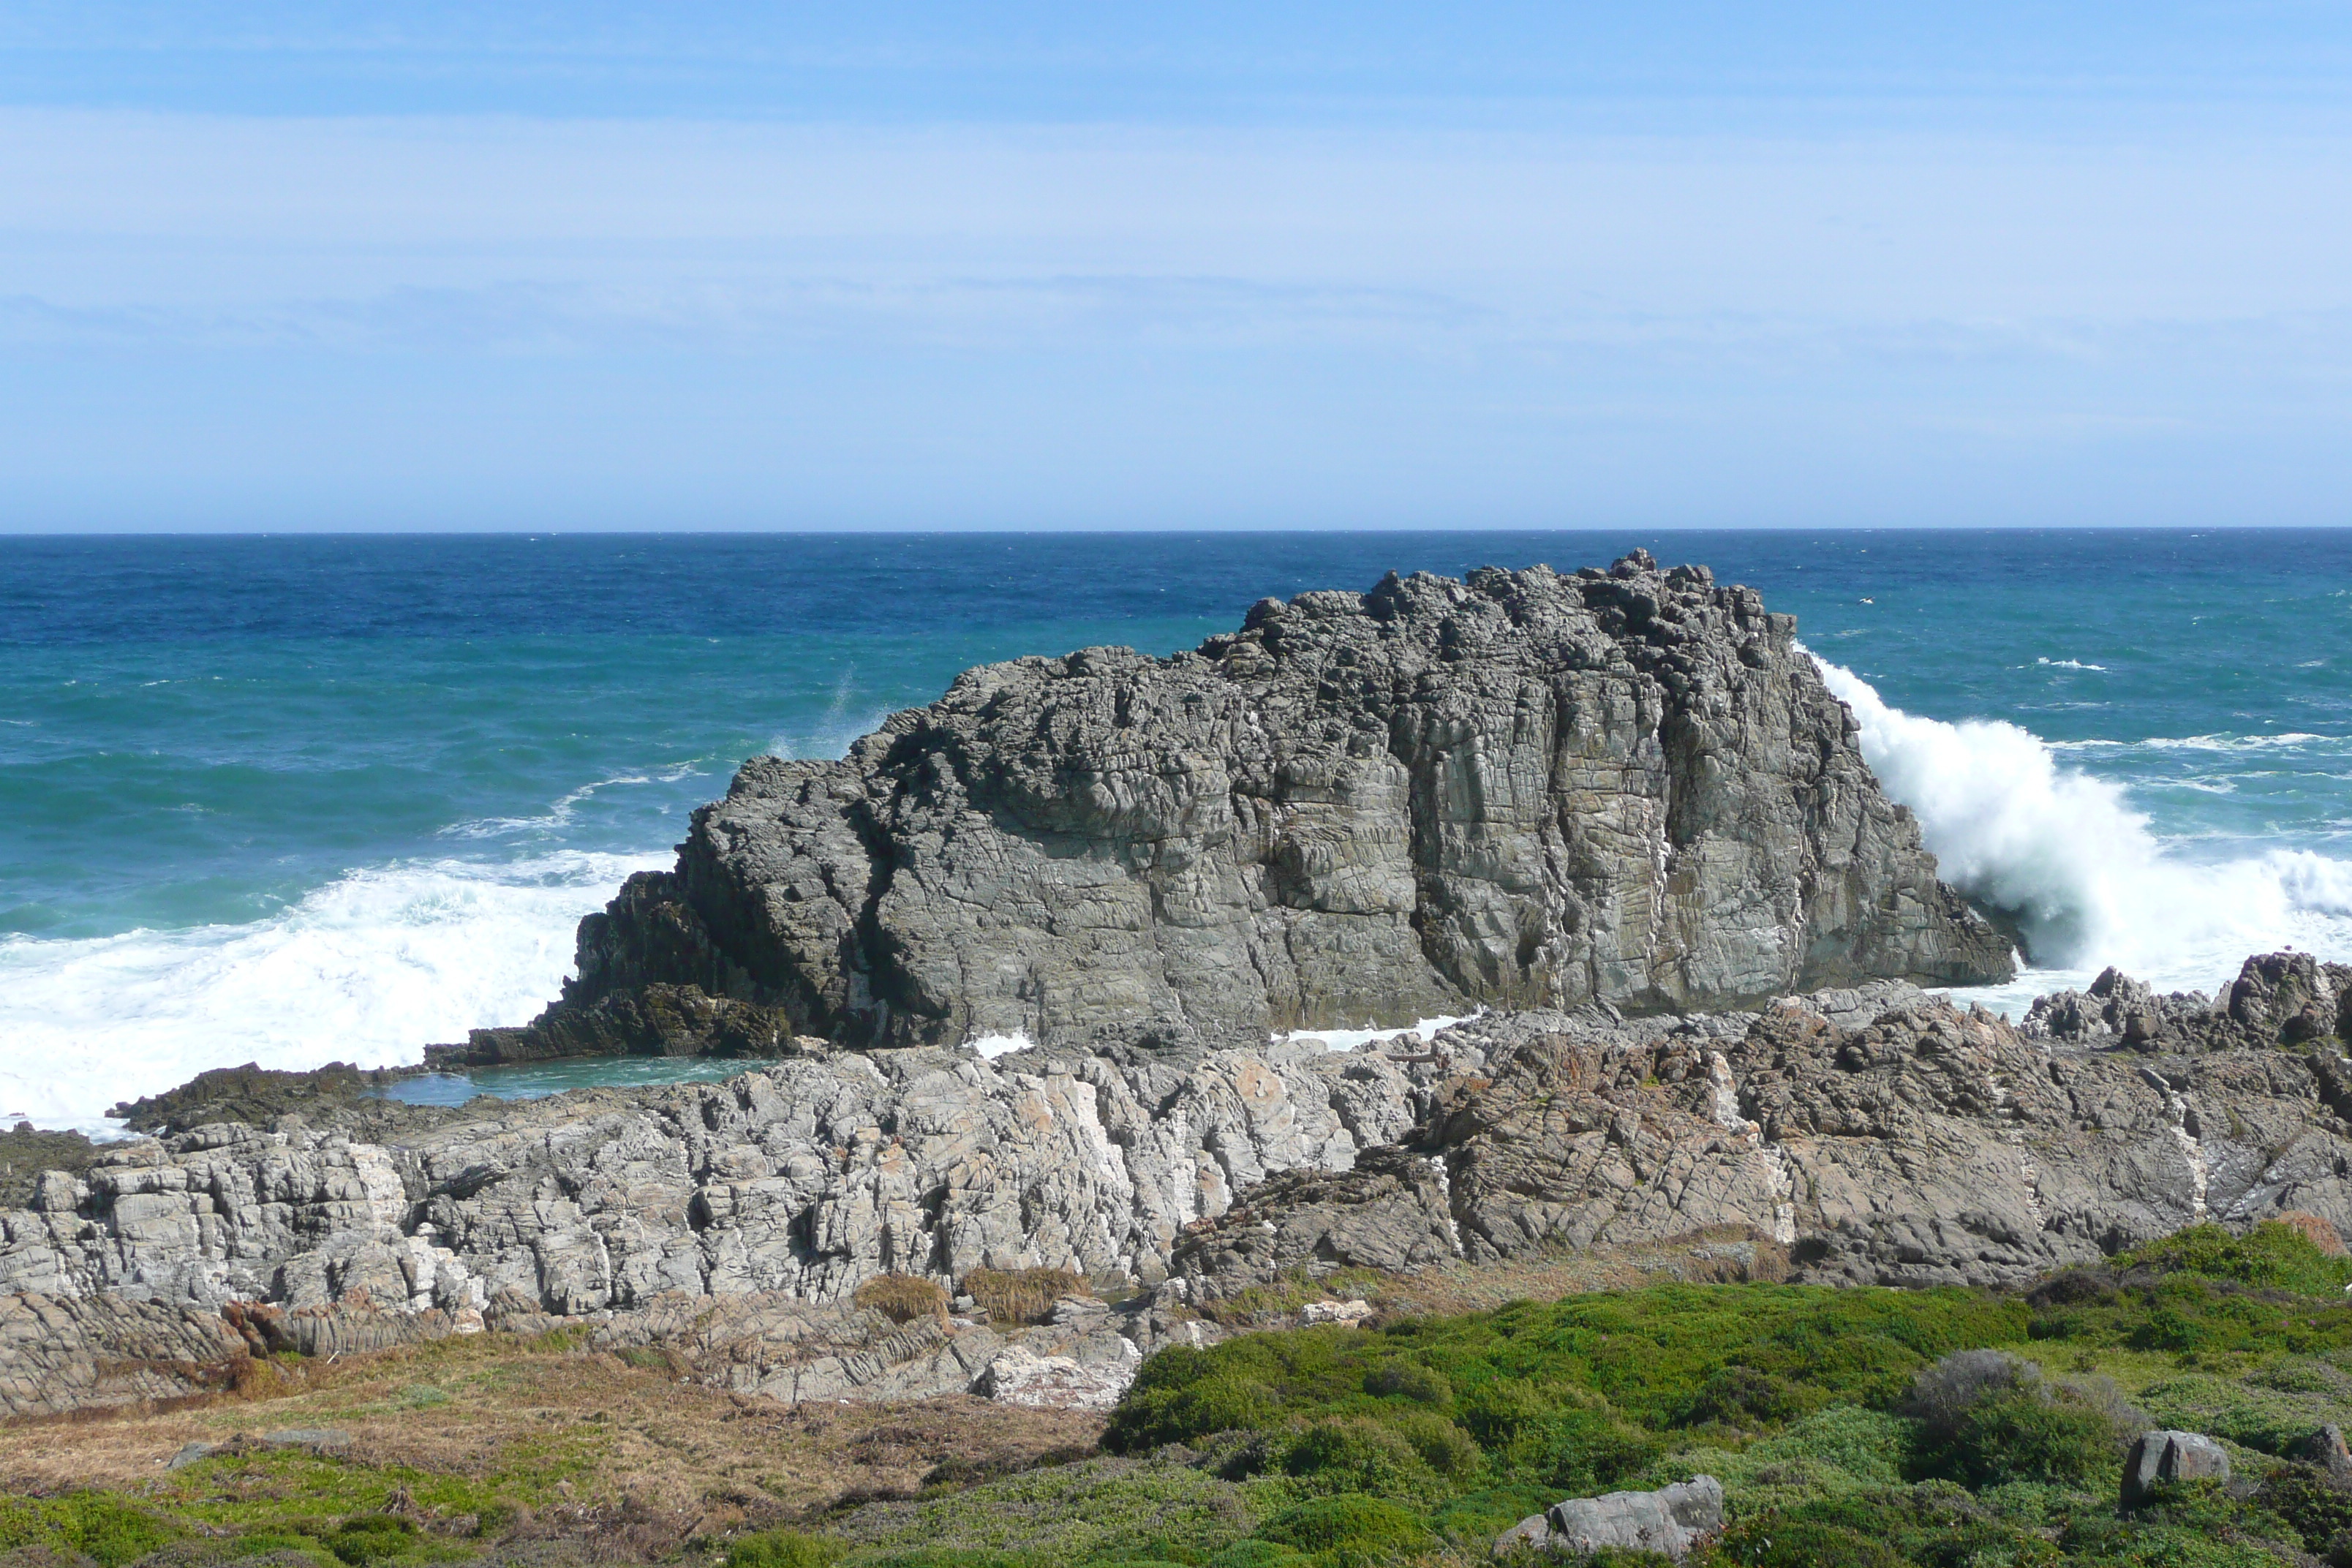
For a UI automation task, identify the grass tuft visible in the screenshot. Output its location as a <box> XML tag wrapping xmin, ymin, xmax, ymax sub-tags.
<box><xmin>960</xmin><ymin>1269</ymin><xmax>1088</xmax><ymax>1327</ymax></box>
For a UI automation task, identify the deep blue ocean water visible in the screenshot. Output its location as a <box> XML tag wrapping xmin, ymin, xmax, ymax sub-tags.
<box><xmin>7</xmin><ymin>529</ymin><xmax>2351</xmax><ymax>1128</ymax></box>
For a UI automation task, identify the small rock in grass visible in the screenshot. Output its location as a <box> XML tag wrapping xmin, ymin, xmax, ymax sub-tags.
<box><xmin>1498</xmin><ymin>1475</ymin><xmax>1723</xmax><ymax>1560</ymax></box>
<box><xmin>2122</xmin><ymin>1429</ymin><xmax>2231</xmax><ymax>1508</ymax></box>
<box><xmin>1300</xmin><ymin>1299</ymin><xmax>1373</xmax><ymax>1327</ymax></box>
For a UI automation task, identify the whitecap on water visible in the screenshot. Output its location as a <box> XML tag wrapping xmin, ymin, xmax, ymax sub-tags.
<box><xmin>1278</xmin><ymin>1014</ymin><xmax>1477</xmax><ymax>1053</ymax></box>
<box><xmin>0</xmin><ymin>849</ymin><xmax>666</xmax><ymax>1133</ymax></box>
<box><xmin>1808</xmin><ymin>650</ymin><xmax>2352</xmax><ymax>1003</ymax></box>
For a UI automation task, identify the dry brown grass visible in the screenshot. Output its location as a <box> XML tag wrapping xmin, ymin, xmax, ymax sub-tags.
<box><xmin>0</xmin><ymin>1324</ymin><xmax>1101</xmax><ymax>1534</ymax></box>
<box><xmin>852</xmin><ymin>1274</ymin><xmax>948</xmax><ymax>1325</ymax></box>
<box><xmin>960</xmin><ymin>1267</ymin><xmax>1088</xmax><ymax>1327</ymax></box>
<box><xmin>1360</xmin><ymin>1226</ymin><xmax>1791</xmax><ymax>1319</ymax></box>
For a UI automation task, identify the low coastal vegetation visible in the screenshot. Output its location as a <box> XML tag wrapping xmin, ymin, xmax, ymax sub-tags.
<box><xmin>12</xmin><ymin>1224</ymin><xmax>2352</xmax><ymax>1567</ymax></box>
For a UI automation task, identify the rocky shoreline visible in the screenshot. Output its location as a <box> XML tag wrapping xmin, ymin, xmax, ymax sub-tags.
<box><xmin>11</xmin><ymin>950</ymin><xmax>2352</xmax><ymax>1422</ymax></box>
<box><xmin>9</xmin><ymin>555</ymin><xmax>2351</xmax><ymax>1429</ymax></box>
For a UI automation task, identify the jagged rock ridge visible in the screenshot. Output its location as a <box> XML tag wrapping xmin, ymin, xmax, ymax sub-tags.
<box><xmin>13</xmin><ymin>957</ymin><xmax>2352</xmax><ymax>1417</ymax></box>
<box><xmin>451</xmin><ymin>551</ymin><xmax>2010</xmax><ymax>1063</ymax></box>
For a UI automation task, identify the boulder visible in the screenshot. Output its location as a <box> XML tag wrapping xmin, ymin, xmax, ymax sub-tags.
<box><xmin>1501</xmin><ymin>1475</ymin><xmax>1724</xmax><ymax>1559</ymax></box>
<box><xmin>2122</xmin><ymin>1430</ymin><xmax>2231</xmax><ymax>1508</ymax></box>
<box><xmin>2285</xmin><ymin>1424</ymin><xmax>2352</xmax><ymax>1487</ymax></box>
<box><xmin>2024</xmin><ymin>952</ymin><xmax>2352</xmax><ymax>1054</ymax></box>
<box><xmin>1299</xmin><ymin>1299</ymin><xmax>1374</xmax><ymax>1327</ymax></box>
<box><xmin>977</xmin><ymin>1343</ymin><xmax>1138</xmax><ymax>1411</ymax></box>
<box><xmin>489</xmin><ymin>555</ymin><xmax>2010</xmax><ymax>1064</ymax></box>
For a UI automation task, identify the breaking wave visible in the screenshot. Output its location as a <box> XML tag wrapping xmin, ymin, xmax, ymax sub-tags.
<box><xmin>0</xmin><ymin>849</ymin><xmax>665</xmax><ymax>1133</ymax></box>
<box><xmin>1807</xmin><ymin>651</ymin><xmax>2352</xmax><ymax>1000</ymax></box>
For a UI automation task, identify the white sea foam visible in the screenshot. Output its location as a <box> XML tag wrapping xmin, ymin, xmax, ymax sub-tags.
<box><xmin>440</xmin><ymin>764</ymin><xmax>712</xmax><ymax>842</ymax></box>
<box><xmin>0</xmin><ymin>850</ymin><xmax>665</xmax><ymax>1133</ymax></box>
<box><xmin>1807</xmin><ymin>650</ymin><xmax>2352</xmax><ymax>1006</ymax></box>
<box><xmin>2035</xmin><ymin>657</ymin><xmax>2108</xmax><ymax>671</ymax></box>
<box><xmin>1278</xmin><ymin>1014</ymin><xmax>1477</xmax><ymax>1054</ymax></box>
<box><xmin>963</xmin><ymin>1031</ymin><xmax>1035</xmax><ymax>1060</ymax></box>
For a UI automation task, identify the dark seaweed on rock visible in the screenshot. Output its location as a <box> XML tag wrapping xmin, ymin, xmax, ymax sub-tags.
<box><xmin>453</xmin><ymin>552</ymin><xmax>2010</xmax><ymax>1065</ymax></box>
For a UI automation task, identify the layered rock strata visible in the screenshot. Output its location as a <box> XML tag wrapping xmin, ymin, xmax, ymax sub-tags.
<box><xmin>445</xmin><ymin>552</ymin><xmax>2009</xmax><ymax>1066</ymax></box>
<box><xmin>18</xmin><ymin>967</ymin><xmax>2352</xmax><ymax>1415</ymax></box>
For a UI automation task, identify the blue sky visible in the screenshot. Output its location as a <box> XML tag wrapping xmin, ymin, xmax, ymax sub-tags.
<box><xmin>4</xmin><ymin>4</ymin><xmax>2351</xmax><ymax>530</ymax></box>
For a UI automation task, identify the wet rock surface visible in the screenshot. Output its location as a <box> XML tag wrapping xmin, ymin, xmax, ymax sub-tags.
<box><xmin>477</xmin><ymin>554</ymin><xmax>2008</xmax><ymax>1063</ymax></box>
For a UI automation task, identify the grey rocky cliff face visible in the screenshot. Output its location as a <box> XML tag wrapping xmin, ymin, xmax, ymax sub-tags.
<box><xmin>18</xmin><ymin>972</ymin><xmax>2352</xmax><ymax>1415</ymax></box>
<box><xmin>446</xmin><ymin>551</ymin><xmax>2008</xmax><ymax>1066</ymax></box>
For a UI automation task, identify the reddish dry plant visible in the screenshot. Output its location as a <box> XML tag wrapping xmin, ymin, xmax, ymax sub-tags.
<box><xmin>2277</xmin><ymin>1210</ymin><xmax>2350</xmax><ymax>1258</ymax></box>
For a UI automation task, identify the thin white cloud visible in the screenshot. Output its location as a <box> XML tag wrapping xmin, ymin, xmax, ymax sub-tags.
<box><xmin>1</xmin><ymin>108</ymin><xmax>2348</xmax><ymax>528</ymax></box>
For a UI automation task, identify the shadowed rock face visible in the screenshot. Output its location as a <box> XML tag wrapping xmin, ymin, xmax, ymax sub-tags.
<box><xmin>453</xmin><ymin>552</ymin><xmax>2009</xmax><ymax>1063</ymax></box>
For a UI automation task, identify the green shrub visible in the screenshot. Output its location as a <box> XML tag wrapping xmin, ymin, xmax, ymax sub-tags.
<box><xmin>1709</xmin><ymin>1512</ymin><xmax>1909</xmax><ymax>1568</ymax></box>
<box><xmin>2119</xmin><ymin>1221</ymin><xmax>2352</xmax><ymax>1297</ymax></box>
<box><xmin>1716</xmin><ymin>1405</ymin><xmax>1911</xmax><ymax>1492</ymax></box>
<box><xmin>1912</xmin><ymin>1392</ymin><xmax>2112</xmax><ymax>1489</ymax></box>
<box><xmin>842</xmin><ymin>1551</ymin><xmax>1024</xmax><ymax>1568</ymax></box>
<box><xmin>2139</xmin><ymin>1370</ymin><xmax>2333</xmax><ymax>1455</ymax></box>
<box><xmin>1205</xmin><ymin>1545</ymin><xmax>1313</xmax><ymax>1568</ymax></box>
<box><xmin>1362</xmin><ymin>1360</ymin><xmax>1451</xmax><ymax>1407</ymax></box>
<box><xmin>1106</xmin><ymin>1373</ymin><xmax>1282</xmax><ymax>1452</ymax></box>
<box><xmin>1539</xmin><ymin>1397</ymin><xmax>1660</xmax><ymax>1495</ymax></box>
<box><xmin>826</xmin><ymin>1455</ymin><xmax>1251</xmax><ymax>1565</ymax></box>
<box><xmin>1689</xmin><ymin>1365</ymin><xmax>1814</xmax><ymax>1428</ymax></box>
<box><xmin>2255</xmin><ymin>1463</ymin><xmax>2352</xmax><ymax>1552</ymax></box>
<box><xmin>729</xmin><ymin>1528</ymin><xmax>850</xmax><ymax>1568</ymax></box>
<box><xmin>0</xmin><ymin>1494</ymin><xmax>184</xmax><ymax>1568</ymax></box>
<box><xmin>1278</xmin><ymin>1418</ymin><xmax>1444</xmax><ymax>1504</ymax></box>
<box><xmin>1384</xmin><ymin>1410</ymin><xmax>1482</xmax><ymax>1483</ymax></box>
<box><xmin>1459</xmin><ymin>1378</ymin><xmax>1556</xmax><ymax>1452</ymax></box>
<box><xmin>321</xmin><ymin>1516</ymin><xmax>417</xmax><ymax>1567</ymax></box>
<box><xmin>1429</xmin><ymin>1484</ymin><xmax>1560</xmax><ymax>1550</ymax></box>
<box><xmin>1254</xmin><ymin>1493</ymin><xmax>1433</xmax><ymax>1561</ymax></box>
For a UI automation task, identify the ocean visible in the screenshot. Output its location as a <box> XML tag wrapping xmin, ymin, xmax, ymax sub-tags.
<box><xmin>5</xmin><ymin>529</ymin><xmax>2351</xmax><ymax>1131</ymax></box>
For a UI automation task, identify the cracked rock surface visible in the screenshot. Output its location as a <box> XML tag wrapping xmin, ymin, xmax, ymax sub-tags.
<box><xmin>18</xmin><ymin>971</ymin><xmax>2352</xmax><ymax>1415</ymax></box>
<box><xmin>448</xmin><ymin>552</ymin><xmax>2009</xmax><ymax>1065</ymax></box>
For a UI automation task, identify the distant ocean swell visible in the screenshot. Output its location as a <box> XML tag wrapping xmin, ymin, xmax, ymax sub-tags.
<box><xmin>1809</xmin><ymin>652</ymin><xmax>2352</xmax><ymax>1012</ymax></box>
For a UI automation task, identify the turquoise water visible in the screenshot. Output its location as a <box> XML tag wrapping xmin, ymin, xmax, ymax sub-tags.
<box><xmin>6</xmin><ymin>529</ymin><xmax>2351</xmax><ymax>1128</ymax></box>
<box><xmin>385</xmin><ymin>1055</ymin><xmax>787</xmax><ymax>1107</ymax></box>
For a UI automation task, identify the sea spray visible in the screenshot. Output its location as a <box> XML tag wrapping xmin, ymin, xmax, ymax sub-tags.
<box><xmin>1808</xmin><ymin>649</ymin><xmax>2352</xmax><ymax>1000</ymax></box>
<box><xmin>0</xmin><ymin>849</ymin><xmax>663</xmax><ymax>1132</ymax></box>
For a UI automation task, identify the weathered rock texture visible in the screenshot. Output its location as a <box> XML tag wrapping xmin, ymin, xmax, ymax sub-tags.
<box><xmin>447</xmin><ymin>553</ymin><xmax>2008</xmax><ymax>1066</ymax></box>
<box><xmin>2122</xmin><ymin>1430</ymin><xmax>2232</xmax><ymax>1508</ymax></box>
<box><xmin>1501</xmin><ymin>1476</ymin><xmax>1725</xmax><ymax>1559</ymax></box>
<box><xmin>21</xmin><ymin>968</ymin><xmax>2352</xmax><ymax>1415</ymax></box>
<box><xmin>1168</xmin><ymin>982</ymin><xmax>2352</xmax><ymax>1296</ymax></box>
<box><xmin>2025</xmin><ymin>951</ymin><xmax>2352</xmax><ymax>1055</ymax></box>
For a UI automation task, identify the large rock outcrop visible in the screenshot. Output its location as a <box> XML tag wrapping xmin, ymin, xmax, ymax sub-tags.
<box><xmin>445</xmin><ymin>553</ymin><xmax>2008</xmax><ymax>1065</ymax></box>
